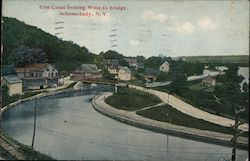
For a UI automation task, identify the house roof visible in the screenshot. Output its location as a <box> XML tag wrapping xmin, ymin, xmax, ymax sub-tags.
<box><xmin>144</xmin><ymin>75</ymin><xmax>156</xmax><ymax>79</ymax></box>
<box><xmin>162</xmin><ymin>61</ymin><xmax>170</xmax><ymax>65</ymax></box>
<box><xmin>3</xmin><ymin>75</ymin><xmax>22</xmax><ymax>84</ymax></box>
<box><xmin>119</xmin><ymin>66</ymin><xmax>131</xmax><ymax>73</ymax></box>
<box><xmin>202</xmin><ymin>75</ymin><xmax>215</xmax><ymax>81</ymax></box>
<box><xmin>76</xmin><ymin>64</ymin><xmax>101</xmax><ymax>73</ymax></box>
<box><xmin>15</xmin><ymin>63</ymin><xmax>55</xmax><ymax>73</ymax></box>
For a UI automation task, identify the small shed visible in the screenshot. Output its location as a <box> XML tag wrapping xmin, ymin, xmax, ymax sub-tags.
<box><xmin>144</xmin><ymin>75</ymin><xmax>156</xmax><ymax>83</ymax></box>
<box><xmin>3</xmin><ymin>75</ymin><xmax>23</xmax><ymax>96</ymax></box>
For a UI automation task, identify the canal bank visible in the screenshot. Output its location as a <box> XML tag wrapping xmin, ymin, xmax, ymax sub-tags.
<box><xmin>92</xmin><ymin>92</ymin><xmax>248</xmax><ymax>150</ymax></box>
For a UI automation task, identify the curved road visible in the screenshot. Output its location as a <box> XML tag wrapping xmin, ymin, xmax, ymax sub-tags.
<box><xmin>128</xmin><ymin>85</ymin><xmax>249</xmax><ymax>131</ymax></box>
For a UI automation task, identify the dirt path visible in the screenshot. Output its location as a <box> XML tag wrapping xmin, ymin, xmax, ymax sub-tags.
<box><xmin>129</xmin><ymin>85</ymin><xmax>249</xmax><ymax>131</ymax></box>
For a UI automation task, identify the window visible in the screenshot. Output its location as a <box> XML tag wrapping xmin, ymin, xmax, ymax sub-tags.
<box><xmin>55</xmin><ymin>73</ymin><xmax>58</xmax><ymax>76</ymax></box>
<box><xmin>48</xmin><ymin>73</ymin><xmax>50</xmax><ymax>77</ymax></box>
<box><xmin>51</xmin><ymin>73</ymin><xmax>54</xmax><ymax>77</ymax></box>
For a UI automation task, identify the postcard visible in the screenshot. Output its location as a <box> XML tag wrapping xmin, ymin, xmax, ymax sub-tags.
<box><xmin>1</xmin><ymin>0</ymin><xmax>249</xmax><ymax>160</ymax></box>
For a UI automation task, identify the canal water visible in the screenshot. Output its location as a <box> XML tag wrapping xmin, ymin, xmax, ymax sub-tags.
<box><xmin>1</xmin><ymin>85</ymin><xmax>248</xmax><ymax>161</ymax></box>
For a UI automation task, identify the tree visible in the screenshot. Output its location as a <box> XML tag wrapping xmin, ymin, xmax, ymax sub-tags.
<box><xmin>8</xmin><ymin>46</ymin><xmax>48</xmax><ymax>67</ymax></box>
<box><xmin>119</xmin><ymin>59</ymin><xmax>129</xmax><ymax>67</ymax></box>
<box><xmin>169</xmin><ymin>72</ymin><xmax>187</xmax><ymax>94</ymax></box>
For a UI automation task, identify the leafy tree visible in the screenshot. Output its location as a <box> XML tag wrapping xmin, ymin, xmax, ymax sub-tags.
<box><xmin>8</xmin><ymin>46</ymin><xmax>47</xmax><ymax>67</ymax></box>
<box><xmin>119</xmin><ymin>59</ymin><xmax>129</xmax><ymax>67</ymax></box>
<box><xmin>101</xmin><ymin>50</ymin><xmax>124</xmax><ymax>59</ymax></box>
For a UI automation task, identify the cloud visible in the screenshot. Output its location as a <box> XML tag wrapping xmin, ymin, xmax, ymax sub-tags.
<box><xmin>198</xmin><ymin>17</ymin><xmax>216</xmax><ymax>30</ymax></box>
<box><xmin>141</xmin><ymin>9</ymin><xmax>167</xmax><ymax>23</ymax></box>
<box><xmin>175</xmin><ymin>21</ymin><xmax>195</xmax><ymax>34</ymax></box>
<box><xmin>130</xmin><ymin>39</ymin><xmax>140</xmax><ymax>46</ymax></box>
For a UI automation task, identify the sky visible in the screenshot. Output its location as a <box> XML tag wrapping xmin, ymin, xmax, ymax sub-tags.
<box><xmin>2</xmin><ymin>0</ymin><xmax>249</xmax><ymax>58</ymax></box>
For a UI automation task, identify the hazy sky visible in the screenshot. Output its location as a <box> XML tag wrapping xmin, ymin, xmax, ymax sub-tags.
<box><xmin>2</xmin><ymin>0</ymin><xmax>249</xmax><ymax>58</ymax></box>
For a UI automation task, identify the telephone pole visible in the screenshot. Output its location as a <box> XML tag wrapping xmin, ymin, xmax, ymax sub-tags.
<box><xmin>231</xmin><ymin>106</ymin><xmax>246</xmax><ymax>161</ymax></box>
<box><xmin>31</xmin><ymin>96</ymin><xmax>37</xmax><ymax>148</ymax></box>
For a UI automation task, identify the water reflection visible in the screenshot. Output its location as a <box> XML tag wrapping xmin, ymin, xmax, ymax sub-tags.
<box><xmin>1</xmin><ymin>85</ymin><xmax>248</xmax><ymax>161</ymax></box>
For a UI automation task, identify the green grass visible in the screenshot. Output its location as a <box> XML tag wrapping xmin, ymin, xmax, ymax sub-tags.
<box><xmin>188</xmin><ymin>82</ymin><xmax>215</xmax><ymax>92</ymax></box>
<box><xmin>2</xmin><ymin>85</ymin><xmax>41</xmax><ymax>107</ymax></box>
<box><xmin>136</xmin><ymin>105</ymin><xmax>248</xmax><ymax>137</ymax></box>
<box><xmin>105</xmin><ymin>87</ymin><xmax>161</xmax><ymax>111</ymax></box>
<box><xmin>152</xmin><ymin>85</ymin><xmax>248</xmax><ymax>122</ymax></box>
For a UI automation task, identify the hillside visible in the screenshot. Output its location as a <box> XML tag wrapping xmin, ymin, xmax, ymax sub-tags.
<box><xmin>2</xmin><ymin>17</ymin><xmax>97</xmax><ymax>71</ymax></box>
<box><xmin>179</xmin><ymin>55</ymin><xmax>249</xmax><ymax>64</ymax></box>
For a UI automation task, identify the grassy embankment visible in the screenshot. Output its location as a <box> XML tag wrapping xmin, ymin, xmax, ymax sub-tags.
<box><xmin>0</xmin><ymin>131</ymin><xmax>55</xmax><ymax>160</ymax></box>
<box><xmin>2</xmin><ymin>86</ymin><xmax>41</xmax><ymax>107</ymax></box>
<box><xmin>105</xmin><ymin>87</ymin><xmax>248</xmax><ymax>136</ymax></box>
<box><xmin>105</xmin><ymin>87</ymin><xmax>161</xmax><ymax>111</ymax></box>
<box><xmin>152</xmin><ymin>82</ymin><xmax>248</xmax><ymax>122</ymax></box>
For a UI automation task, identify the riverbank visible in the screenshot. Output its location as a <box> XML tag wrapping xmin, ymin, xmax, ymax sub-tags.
<box><xmin>92</xmin><ymin>92</ymin><xmax>248</xmax><ymax>150</ymax></box>
<box><xmin>0</xmin><ymin>131</ymin><xmax>54</xmax><ymax>160</ymax></box>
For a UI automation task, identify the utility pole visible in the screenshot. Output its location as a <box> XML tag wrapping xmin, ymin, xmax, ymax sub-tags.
<box><xmin>31</xmin><ymin>96</ymin><xmax>37</xmax><ymax>148</ymax></box>
<box><xmin>231</xmin><ymin>106</ymin><xmax>246</xmax><ymax>161</ymax></box>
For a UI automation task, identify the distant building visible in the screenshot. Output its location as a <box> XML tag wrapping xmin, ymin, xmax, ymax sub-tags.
<box><xmin>144</xmin><ymin>75</ymin><xmax>156</xmax><ymax>83</ymax></box>
<box><xmin>3</xmin><ymin>75</ymin><xmax>22</xmax><ymax>96</ymax></box>
<box><xmin>104</xmin><ymin>59</ymin><xmax>120</xmax><ymax>74</ymax></box>
<box><xmin>15</xmin><ymin>63</ymin><xmax>60</xmax><ymax>90</ymax></box>
<box><xmin>118</xmin><ymin>67</ymin><xmax>131</xmax><ymax>81</ymax></box>
<box><xmin>159</xmin><ymin>61</ymin><xmax>170</xmax><ymax>73</ymax></box>
<box><xmin>124</xmin><ymin>58</ymin><xmax>137</xmax><ymax>68</ymax></box>
<box><xmin>71</xmin><ymin>64</ymin><xmax>102</xmax><ymax>81</ymax></box>
<box><xmin>202</xmin><ymin>75</ymin><xmax>216</xmax><ymax>87</ymax></box>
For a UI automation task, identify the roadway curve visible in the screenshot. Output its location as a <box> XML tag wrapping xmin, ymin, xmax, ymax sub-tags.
<box><xmin>128</xmin><ymin>85</ymin><xmax>248</xmax><ymax>131</ymax></box>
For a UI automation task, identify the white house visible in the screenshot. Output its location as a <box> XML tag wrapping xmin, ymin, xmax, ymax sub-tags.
<box><xmin>15</xmin><ymin>63</ymin><xmax>60</xmax><ymax>89</ymax></box>
<box><xmin>118</xmin><ymin>67</ymin><xmax>131</xmax><ymax>81</ymax></box>
<box><xmin>159</xmin><ymin>61</ymin><xmax>170</xmax><ymax>73</ymax></box>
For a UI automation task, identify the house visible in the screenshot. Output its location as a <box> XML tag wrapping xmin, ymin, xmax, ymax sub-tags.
<box><xmin>71</xmin><ymin>64</ymin><xmax>102</xmax><ymax>81</ymax></box>
<box><xmin>202</xmin><ymin>75</ymin><xmax>216</xmax><ymax>87</ymax></box>
<box><xmin>159</xmin><ymin>61</ymin><xmax>170</xmax><ymax>73</ymax></box>
<box><xmin>104</xmin><ymin>59</ymin><xmax>120</xmax><ymax>74</ymax></box>
<box><xmin>15</xmin><ymin>63</ymin><xmax>60</xmax><ymax>90</ymax></box>
<box><xmin>3</xmin><ymin>75</ymin><xmax>22</xmax><ymax>96</ymax></box>
<box><xmin>118</xmin><ymin>67</ymin><xmax>131</xmax><ymax>81</ymax></box>
<box><xmin>144</xmin><ymin>75</ymin><xmax>156</xmax><ymax>83</ymax></box>
<box><xmin>125</xmin><ymin>58</ymin><xmax>137</xmax><ymax>68</ymax></box>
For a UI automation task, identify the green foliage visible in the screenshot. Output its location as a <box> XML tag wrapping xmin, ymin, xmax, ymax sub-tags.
<box><xmin>100</xmin><ymin>50</ymin><xmax>124</xmax><ymax>59</ymax></box>
<box><xmin>2</xmin><ymin>85</ymin><xmax>40</xmax><ymax>107</ymax></box>
<box><xmin>119</xmin><ymin>59</ymin><xmax>129</xmax><ymax>67</ymax></box>
<box><xmin>137</xmin><ymin>105</ymin><xmax>249</xmax><ymax>136</ymax></box>
<box><xmin>8</xmin><ymin>46</ymin><xmax>48</xmax><ymax>67</ymax></box>
<box><xmin>181</xmin><ymin>55</ymin><xmax>249</xmax><ymax>64</ymax></box>
<box><xmin>3</xmin><ymin>17</ymin><xmax>95</xmax><ymax>67</ymax></box>
<box><xmin>154</xmin><ymin>85</ymin><xmax>248</xmax><ymax>121</ymax></box>
<box><xmin>169</xmin><ymin>72</ymin><xmax>187</xmax><ymax>94</ymax></box>
<box><xmin>144</xmin><ymin>56</ymin><xmax>163</xmax><ymax>69</ymax></box>
<box><xmin>156</xmin><ymin>72</ymin><xmax>171</xmax><ymax>82</ymax></box>
<box><xmin>105</xmin><ymin>87</ymin><xmax>161</xmax><ymax>111</ymax></box>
